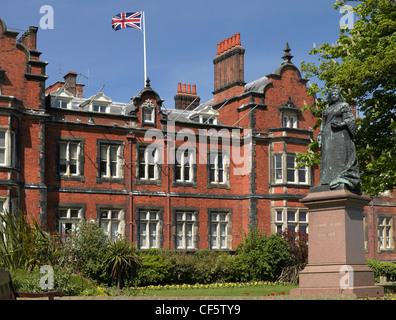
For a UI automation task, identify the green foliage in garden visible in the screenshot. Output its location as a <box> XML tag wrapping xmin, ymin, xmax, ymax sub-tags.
<box><xmin>1</xmin><ymin>210</ymin><xmax>304</xmax><ymax>295</ymax></box>
<box><xmin>367</xmin><ymin>259</ymin><xmax>396</xmax><ymax>282</ymax></box>
<box><xmin>233</xmin><ymin>226</ymin><xmax>291</xmax><ymax>282</ymax></box>
<box><xmin>0</xmin><ymin>210</ymin><xmax>59</xmax><ymax>270</ymax></box>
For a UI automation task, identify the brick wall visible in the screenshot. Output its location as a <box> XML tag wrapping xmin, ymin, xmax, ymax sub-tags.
<box><xmin>1</xmin><ymin>17</ymin><xmax>395</xmax><ymax>259</ymax></box>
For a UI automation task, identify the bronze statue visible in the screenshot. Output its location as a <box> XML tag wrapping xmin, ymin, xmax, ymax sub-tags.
<box><xmin>317</xmin><ymin>86</ymin><xmax>361</xmax><ymax>194</ymax></box>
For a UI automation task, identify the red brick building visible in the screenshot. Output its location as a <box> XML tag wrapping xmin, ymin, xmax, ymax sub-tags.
<box><xmin>0</xmin><ymin>18</ymin><xmax>395</xmax><ymax>260</ymax></box>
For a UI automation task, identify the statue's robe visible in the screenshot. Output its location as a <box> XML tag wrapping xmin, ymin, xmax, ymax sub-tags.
<box><xmin>319</xmin><ymin>101</ymin><xmax>361</xmax><ymax>193</ymax></box>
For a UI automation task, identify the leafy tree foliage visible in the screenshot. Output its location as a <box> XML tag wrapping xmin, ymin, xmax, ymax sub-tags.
<box><xmin>299</xmin><ymin>0</ymin><xmax>396</xmax><ymax>195</ymax></box>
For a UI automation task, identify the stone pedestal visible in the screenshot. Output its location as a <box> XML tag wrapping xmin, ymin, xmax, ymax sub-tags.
<box><xmin>290</xmin><ymin>188</ymin><xmax>383</xmax><ymax>298</ymax></box>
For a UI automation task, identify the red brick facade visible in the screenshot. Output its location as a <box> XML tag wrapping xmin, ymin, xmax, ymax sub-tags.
<box><xmin>1</xmin><ymin>19</ymin><xmax>395</xmax><ymax>260</ymax></box>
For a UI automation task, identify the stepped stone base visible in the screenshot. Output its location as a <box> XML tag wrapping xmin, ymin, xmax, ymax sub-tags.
<box><xmin>289</xmin><ymin>189</ymin><xmax>384</xmax><ymax>299</ymax></box>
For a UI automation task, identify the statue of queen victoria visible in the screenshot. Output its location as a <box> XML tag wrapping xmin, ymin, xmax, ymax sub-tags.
<box><xmin>317</xmin><ymin>86</ymin><xmax>361</xmax><ymax>194</ymax></box>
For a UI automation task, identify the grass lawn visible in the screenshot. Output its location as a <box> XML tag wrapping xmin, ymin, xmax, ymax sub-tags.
<box><xmin>140</xmin><ymin>283</ymin><xmax>298</xmax><ymax>297</ymax></box>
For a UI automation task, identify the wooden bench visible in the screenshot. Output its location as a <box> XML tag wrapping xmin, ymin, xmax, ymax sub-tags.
<box><xmin>0</xmin><ymin>268</ymin><xmax>63</xmax><ymax>300</ymax></box>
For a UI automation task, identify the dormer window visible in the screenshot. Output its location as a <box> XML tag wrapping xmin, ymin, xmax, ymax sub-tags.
<box><xmin>189</xmin><ymin>103</ymin><xmax>219</xmax><ymax>125</ymax></box>
<box><xmin>200</xmin><ymin>116</ymin><xmax>217</xmax><ymax>125</ymax></box>
<box><xmin>279</xmin><ymin>97</ymin><xmax>299</xmax><ymax>129</ymax></box>
<box><xmin>78</xmin><ymin>92</ymin><xmax>112</xmax><ymax>114</ymax></box>
<box><xmin>49</xmin><ymin>87</ymin><xmax>73</xmax><ymax>109</ymax></box>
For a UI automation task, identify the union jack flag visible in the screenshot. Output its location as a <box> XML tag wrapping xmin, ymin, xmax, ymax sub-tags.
<box><xmin>112</xmin><ymin>12</ymin><xmax>142</xmax><ymax>31</ymax></box>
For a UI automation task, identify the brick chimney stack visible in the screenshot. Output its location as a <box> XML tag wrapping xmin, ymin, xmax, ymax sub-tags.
<box><xmin>62</xmin><ymin>71</ymin><xmax>84</xmax><ymax>97</ymax></box>
<box><xmin>63</xmin><ymin>71</ymin><xmax>77</xmax><ymax>96</ymax></box>
<box><xmin>213</xmin><ymin>32</ymin><xmax>245</xmax><ymax>104</ymax></box>
<box><xmin>174</xmin><ymin>82</ymin><xmax>200</xmax><ymax>110</ymax></box>
<box><xmin>17</xmin><ymin>26</ymin><xmax>38</xmax><ymax>51</ymax></box>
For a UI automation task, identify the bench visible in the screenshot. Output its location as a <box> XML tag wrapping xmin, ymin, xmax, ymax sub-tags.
<box><xmin>0</xmin><ymin>268</ymin><xmax>63</xmax><ymax>300</ymax></box>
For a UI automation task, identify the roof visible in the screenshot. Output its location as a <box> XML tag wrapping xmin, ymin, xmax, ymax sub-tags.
<box><xmin>244</xmin><ymin>76</ymin><xmax>270</xmax><ymax>94</ymax></box>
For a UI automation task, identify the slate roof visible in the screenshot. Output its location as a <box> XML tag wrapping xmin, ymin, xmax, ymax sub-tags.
<box><xmin>47</xmin><ymin>75</ymin><xmax>271</xmax><ymax>124</ymax></box>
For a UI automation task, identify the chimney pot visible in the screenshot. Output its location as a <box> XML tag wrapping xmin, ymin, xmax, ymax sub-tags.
<box><xmin>236</xmin><ymin>32</ymin><xmax>241</xmax><ymax>46</ymax></box>
<box><xmin>177</xmin><ymin>82</ymin><xmax>182</xmax><ymax>93</ymax></box>
<box><xmin>174</xmin><ymin>83</ymin><xmax>200</xmax><ymax>110</ymax></box>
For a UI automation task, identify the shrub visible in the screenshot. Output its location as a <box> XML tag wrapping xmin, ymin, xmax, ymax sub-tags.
<box><xmin>129</xmin><ymin>250</ymin><xmax>174</xmax><ymax>286</ymax></box>
<box><xmin>62</xmin><ymin>220</ymin><xmax>110</xmax><ymax>283</ymax></box>
<box><xmin>234</xmin><ymin>226</ymin><xmax>291</xmax><ymax>282</ymax></box>
<box><xmin>0</xmin><ymin>210</ymin><xmax>60</xmax><ymax>271</ymax></box>
<box><xmin>10</xmin><ymin>268</ymin><xmax>103</xmax><ymax>296</ymax></box>
<box><xmin>148</xmin><ymin>249</ymin><xmax>236</xmax><ymax>285</ymax></box>
<box><xmin>192</xmin><ymin>250</ymin><xmax>235</xmax><ymax>284</ymax></box>
<box><xmin>367</xmin><ymin>259</ymin><xmax>396</xmax><ymax>282</ymax></box>
<box><xmin>159</xmin><ymin>250</ymin><xmax>196</xmax><ymax>284</ymax></box>
<box><xmin>278</xmin><ymin>229</ymin><xmax>308</xmax><ymax>283</ymax></box>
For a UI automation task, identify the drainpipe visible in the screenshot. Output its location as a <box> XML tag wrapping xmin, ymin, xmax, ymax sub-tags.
<box><xmin>370</xmin><ymin>200</ymin><xmax>376</xmax><ymax>261</ymax></box>
<box><xmin>127</xmin><ymin>133</ymin><xmax>135</xmax><ymax>243</ymax></box>
<box><xmin>165</xmin><ymin>135</ymin><xmax>172</xmax><ymax>249</ymax></box>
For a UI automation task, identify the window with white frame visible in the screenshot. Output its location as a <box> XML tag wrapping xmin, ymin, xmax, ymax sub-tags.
<box><xmin>99</xmin><ymin>208</ymin><xmax>124</xmax><ymax>242</ymax></box>
<box><xmin>58</xmin><ymin>207</ymin><xmax>84</xmax><ymax>237</ymax></box>
<box><xmin>99</xmin><ymin>142</ymin><xmax>123</xmax><ymax>179</ymax></box>
<box><xmin>274</xmin><ymin>154</ymin><xmax>283</xmax><ymax>183</ymax></box>
<box><xmin>0</xmin><ymin>198</ymin><xmax>18</xmax><ymax>215</ymax></box>
<box><xmin>138</xmin><ymin>145</ymin><xmax>161</xmax><ymax>181</ymax></box>
<box><xmin>274</xmin><ymin>208</ymin><xmax>308</xmax><ymax>234</ymax></box>
<box><xmin>54</xmin><ymin>99</ymin><xmax>69</xmax><ymax>109</ymax></box>
<box><xmin>142</xmin><ymin>107</ymin><xmax>154</xmax><ymax>123</ymax></box>
<box><xmin>0</xmin><ymin>129</ymin><xmax>17</xmax><ymax>168</ymax></box>
<box><xmin>0</xmin><ymin>130</ymin><xmax>5</xmax><ymax>166</ymax></box>
<box><xmin>175</xmin><ymin>210</ymin><xmax>197</xmax><ymax>250</ymax></box>
<box><xmin>273</xmin><ymin>153</ymin><xmax>308</xmax><ymax>185</ymax></box>
<box><xmin>363</xmin><ymin>215</ymin><xmax>368</xmax><ymax>252</ymax></box>
<box><xmin>0</xmin><ymin>198</ymin><xmax>5</xmax><ymax>214</ymax></box>
<box><xmin>209</xmin><ymin>211</ymin><xmax>231</xmax><ymax>250</ymax></box>
<box><xmin>139</xmin><ymin>210</ymin><xmax>161</xmax><ymax>249</ymax></box>
<box><xmin>282</xmin><ymin>113</ymin><xmax>298</xmax><ymax>128</ymax></box>
<box><xmin>92</xmin><ymin>104</ymin><xmax>108</xmax><ymax>113</ymax></box>
<box><xmin>378</xmin><ymin>216</ymin><xmax>394</xmax><ymax>251</ymax></box>
<box><xmin>209</xmin><ymin>151</ymin><xmax>229</xmax><ymax>185</ymax></box>
<box><xmin>141</xmin><ymin>100</ymin><xmax>155</xmax><ymax>125</ymax></box>
<box><xmin>9</xmin><ymin>198</ymin><xmax>18</xmax><ymax>215</ymax></box>
<box><xmin>59</xmin><ymin>141</ymin><xmax>82</xmax><ymax>176</ymax></box>
<box><xmin>175</xmin><ymin>148</ymin><xmax>194</xmax><ymax>183</ymax></box>
<box><xmin>200</xmin><ymin>116</ymin><xmax>217</xmax><ymax>125</ymax></box>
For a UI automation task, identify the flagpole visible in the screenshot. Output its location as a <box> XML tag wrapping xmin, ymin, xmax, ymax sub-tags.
<box><xmin>143</xmin><ymin>11</ymin><xmax>147</xmax><ymax>85</ymax></box>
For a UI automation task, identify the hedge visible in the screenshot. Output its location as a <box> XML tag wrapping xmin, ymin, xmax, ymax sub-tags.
<box><xmin>367</xmin><ymin>259</ymin><xmax>396</xmax><ymax>282</ymax></box>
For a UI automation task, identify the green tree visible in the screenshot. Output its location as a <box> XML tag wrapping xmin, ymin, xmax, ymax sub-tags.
<box><xmin>299</xmin><ymin>0</ymin><xmax>396</xmax><ymax>195</ymax></box>
<box><xmin>106</xmin><ymin>237</ymin><xmax>140</xmax><ymax>290</ymax></box>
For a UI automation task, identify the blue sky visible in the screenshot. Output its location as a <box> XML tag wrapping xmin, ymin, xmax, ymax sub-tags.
<box><xmin>0</xmin><ymin>0</ymin><xmax>347</xmax><ymax>108</ymax></box>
